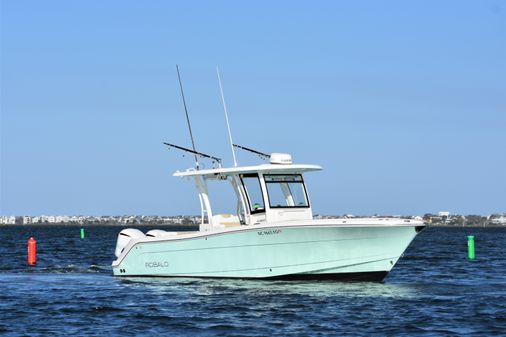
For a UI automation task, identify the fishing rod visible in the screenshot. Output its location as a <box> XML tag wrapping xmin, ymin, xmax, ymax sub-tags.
<box><xmin>233</xmin><ymin>144</ymin><xmax>270</xmax><ymax>160</ymax></box>
<box><xmin>176</xmin><ymin>64</ymin><xmax>199</xmax><ymax>169</ymax></box>
<box><xmin>163</xmin><ymin>142</ymin><xmax>222</xmax><ymax>166</ymax></box>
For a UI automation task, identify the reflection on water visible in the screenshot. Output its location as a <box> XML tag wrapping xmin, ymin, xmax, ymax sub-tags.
<box><xmin>119</xmin><ymin>276</ymin><xmax>418</xmax><ymax>299</ymax></box>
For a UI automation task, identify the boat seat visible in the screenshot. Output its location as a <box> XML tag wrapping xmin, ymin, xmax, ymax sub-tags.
<box><xmin>219</xmin><ymin>222</ymin><xmax>241</xmax><ymax>228</ymax></box>
<box><xmin>212</xmin><ymin>214</ymin><xmax>241</xmax><ymax>228</ymax></box>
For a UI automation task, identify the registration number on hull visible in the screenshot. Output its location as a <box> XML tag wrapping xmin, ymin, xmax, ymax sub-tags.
<box><xmin>257</xmin><ymin>229</ymin><xmax>282</xmax><ymax>236</ymax></box>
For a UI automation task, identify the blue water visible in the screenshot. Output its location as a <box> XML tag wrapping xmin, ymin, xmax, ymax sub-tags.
<box><xmin>0</xmin><ymin>226</ymin><xmax>505</xmax><ymax>336</ymax></box>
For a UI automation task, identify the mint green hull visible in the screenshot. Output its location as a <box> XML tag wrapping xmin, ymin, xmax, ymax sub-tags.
<box><xmin>112</xmin><ymin>224</ymin><xmax>420</xmax><ymax>280</ymax></box>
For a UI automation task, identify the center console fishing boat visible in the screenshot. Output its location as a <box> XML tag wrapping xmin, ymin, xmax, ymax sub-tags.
<box><xmin>112</xmin><ymin>150</ymin><xmax>424</xmax><ymax>281</ymax></box>
<box><xmin>112</xmin><ymin>67</ymin><xmax>425</xmax><ymax>281</ymax></box>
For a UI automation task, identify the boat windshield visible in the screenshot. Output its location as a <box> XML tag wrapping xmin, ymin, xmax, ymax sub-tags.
<box><xmin>264</xmin><ymin>174</ymin><xmax>309</xmax><ymax>208</ymax></box>
<box><xmin>240</xmin><ymin>174</ymin><xmax>265</xmax><ymax>213</ymax></box>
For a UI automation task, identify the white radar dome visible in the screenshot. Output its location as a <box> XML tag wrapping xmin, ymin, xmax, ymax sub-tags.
<box><xmin>270</xmin><ymin>153</ymin><xmax>292</xmax><ymax>165</ymax></box>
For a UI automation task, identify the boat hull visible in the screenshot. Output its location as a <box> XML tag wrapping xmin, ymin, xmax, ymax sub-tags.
<box><xmin>112</xmin><ymin>224</ymin><xmax>421</xmax><ymax>281</ymax></box>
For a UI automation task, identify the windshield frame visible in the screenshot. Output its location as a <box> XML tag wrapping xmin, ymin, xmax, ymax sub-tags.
<box><xmin>239</xmin><ymin>173</ymin><xmax>266</xmax><ymax>214</ymax></box>
<box><xmin>263</xmin><ymin>174</ymin><xmax>310</xmax><ymax>209</ymax></box>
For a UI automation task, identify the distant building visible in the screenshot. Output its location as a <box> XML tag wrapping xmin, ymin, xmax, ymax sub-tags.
<box><xmin>0</xmin><ymin>216</ymin><xmax>16</xmax><ymax>225</ymax></box>
<box><xmin>490</xmin><ymin>214</ymin><xmax>506</xmax><ymax>225</ymax></box>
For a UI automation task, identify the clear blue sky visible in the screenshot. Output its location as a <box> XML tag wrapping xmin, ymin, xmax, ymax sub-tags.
<box><xmin>1</xmin><ymin>1</ymin><xmax>505</xmax><ymax>216</ymax></box>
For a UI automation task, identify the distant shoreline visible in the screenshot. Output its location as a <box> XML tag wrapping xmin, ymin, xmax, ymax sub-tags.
<box><xmin>2</xmin><ymin>213</ymin><xmax>505</xmax><ymax>227</ymax></box>
<box><xmin>0</xmin><ymin>223</ymin><xmax>200</xmax><ymax>228</ymax></box>
<box><xmin>1</xmin><ymin>223</ymin><xmax>504</xmax><ymax>228</ymax></box>
<box><xmin>426</xmin><ymin>224</ymin><xmax>506</xmax><ymax>228</ymax></box>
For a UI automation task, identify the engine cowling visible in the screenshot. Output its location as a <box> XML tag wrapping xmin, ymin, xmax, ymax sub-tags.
<box><xmin>114</xmin><ymin>228</ymin><xmax>145</xmax><ymax>258</ymax></box>
<box><xmin>146</xmin><ymin>229</ymin><xmax>168</xmax><ymax>237</ymax></box>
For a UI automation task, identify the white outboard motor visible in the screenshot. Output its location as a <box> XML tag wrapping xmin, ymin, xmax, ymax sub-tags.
<box><xmin>146</xmin><ymin>229</ymin><xmax>178</xmax><ymax>238</ymax></box>
<box><xmin>114</xmin><ymin>228</ymin><xmax>145</xmax><ymax>258</ymax></box>
<box><xmin>146</xmin><ymin>229</ymin><xmax>168</xmax><ymax>237</ymax></box>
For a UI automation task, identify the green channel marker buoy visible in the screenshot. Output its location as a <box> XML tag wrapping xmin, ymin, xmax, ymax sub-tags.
<box><xmin>80</xmin><ymin>228</ymin><xmax>85</xmax><ymax>239</ymax></box>
<box><xmin>467</xmin><ymin>235</ymin><xmax>475</xmax><ymax>260</ymax></box>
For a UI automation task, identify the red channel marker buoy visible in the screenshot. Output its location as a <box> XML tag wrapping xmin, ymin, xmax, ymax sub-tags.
<box><xmin>28</xmin><ymin>237</ymin><xmax>37</xmax><ymax>266</ymax></box>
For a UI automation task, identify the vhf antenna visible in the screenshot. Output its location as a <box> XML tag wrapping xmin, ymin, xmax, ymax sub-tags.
<box><xmin>176</xmin><ymin>65</ymin><xmax>199</xmax><ymax>169</ymax></box>
<box><xmin>216</xmin><ymin>67</ymin><xmax>238</xmax><ymax>167</ymax></box>
<box><xmin>233</xmin><ymin>144</ymin><xmax>270</xmax><ymax>160</ymax></box>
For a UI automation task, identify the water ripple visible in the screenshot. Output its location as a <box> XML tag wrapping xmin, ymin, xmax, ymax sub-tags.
<box><xmin>0</xmin><ymin>226</ymin><xmax>505</xmax><ymax>336</ymax></box>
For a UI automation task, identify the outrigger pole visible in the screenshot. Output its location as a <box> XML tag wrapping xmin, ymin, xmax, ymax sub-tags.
<box><xmin>176</xmin><ymin>65</ymin><xmax>199</xmax><ymax>169</ymax></box>
<box><xmin>163</xmin><ymin>142</ymin><xmax>222</xmax><ymax>166</ymax></box>
<box><xmin>216</xmin><ymin>67</ymin><xmax>238</xmax><ymax>167</ymax></box>
<box><xmin>233</xmin><ymin>144</ymin><xmax>270</xmax><ymax>160</ymax></box>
